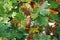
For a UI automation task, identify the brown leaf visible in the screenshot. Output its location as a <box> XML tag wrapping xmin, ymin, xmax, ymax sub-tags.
<box><xmin>29</xmin><ymin>2</ymin><xmax>35</xmax><ymax>8</ymax></box>
<box><xmin>22</xmin><ymin>8</ymin><xmax>30</xmax><ymax>16</ymax></box>
<box><xmin>39</xmin><ymin>2</ymin><xmax>44</xmax><ymax>6</ymax></box>
<box><xmin>46</xmin><ymin>8</ymin><xmax>58</xmax><ymax>14</ymax></box>
<box><xmin>56</xmin><ymin>0</ymin><xmax>60</xmax><ymax>3</ymax></box>
<box><xmin>50</xmin><ymin>9</ymin><xmax>58</xmax><ymax>14</ymax></box>
<box><xmin>11</xmin><ymin>19</ymin><xmax>18</xmax><ymax>25</ymax></box>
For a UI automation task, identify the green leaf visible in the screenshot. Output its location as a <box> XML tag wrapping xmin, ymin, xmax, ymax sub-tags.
<box><xmin>11</xmin><ymin>0</ymin><xmax>17</xmax><ymax>3</ymax></box>
<box><xmin>33</xmin><ymin>33</ymin><xmax>40</xmax><ymax>40</ymax></box>
<box><xmin>40</xmin><ymin>9</ymin><xmax>50</xmax><ymax>16</ymax></box>
<box><xmin>31</xmin><ymin>13</ymin><xmax>38</xmax><ymax>20</ymax></box>
<box><xmin>32</xmin><ymin>0</ymin><xmax>42</xmax><ymax>2</ymax></box>
<box><xmin>3</xmin><ymin>32</ymin><xmax>12</xmax><ymax>38</ymax></box>
<box><xmin>21</xmin><ymin>0</ymin><xmax>32</xmax><ymax>2</ymax></box>
<box><xmin>53</xmin><ymin>37</ymin><xmax>58</xmax><ymax>40</ymax></box>
<box><xmin>0</xmin><ymin>5</ymin><xmax>4</xmax><ymax>15</ymax></box>
<box><xmin>40</xmin><ymin>1</ymin><xmax>50</xmax><ymax>9</ymax></box>
<box><xmin>0</xmin><ymin>22</ymin><xmax>9</xmax><ymax>32</ymax></box>
<box><xmin>21</xmin><ymin>0</ymin><xmax>26</xmax><ymax>2</ymax></box>
<box><xmin>39</xmin><ymin>34</ymin><xmax>50</xmax><ymax>40</ymax></box>
<box><xmin>56</xmin><ymin>23</ymin><xmax>60</xmax><ymax>34</ymax></box>
<box><xmin>48</xmin><ymin>1</ymin><xmax>59</xmax><ymax>8</ymax></box>
<box><xmin>37</xmin><ymin>15</ymin><xmax>48</xmax><ymax>27</ymax></box>
<box><xmin>11</xmin><ymin>12</ymin><xmax>17</xmax><ymax>18</ymax></box>
<box><xmin>49</xmin><ymin>13</ymin><xmax>59</xmax><ymax>21</ymax></box>
<box><xmin>15</xmin><ymin>11</ymin><xmax>25</xmax><ymax>21</ymax></box>
<box><xmin>34</xmin><ymin>1</ymin><xmax>50</xmax><ymax>16</ymax></box>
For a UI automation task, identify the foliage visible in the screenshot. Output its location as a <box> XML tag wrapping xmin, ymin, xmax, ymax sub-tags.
<box><xmin>0</xmin><ymin>0</ymin><xmax>60</xmax><ymax>40</ymax></box>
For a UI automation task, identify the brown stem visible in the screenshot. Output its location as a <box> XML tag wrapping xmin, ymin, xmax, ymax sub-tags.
<box><xmin>27</xmin><ymin>33</ymin><xmax>33</xmax><ymax>40</ymax></box>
